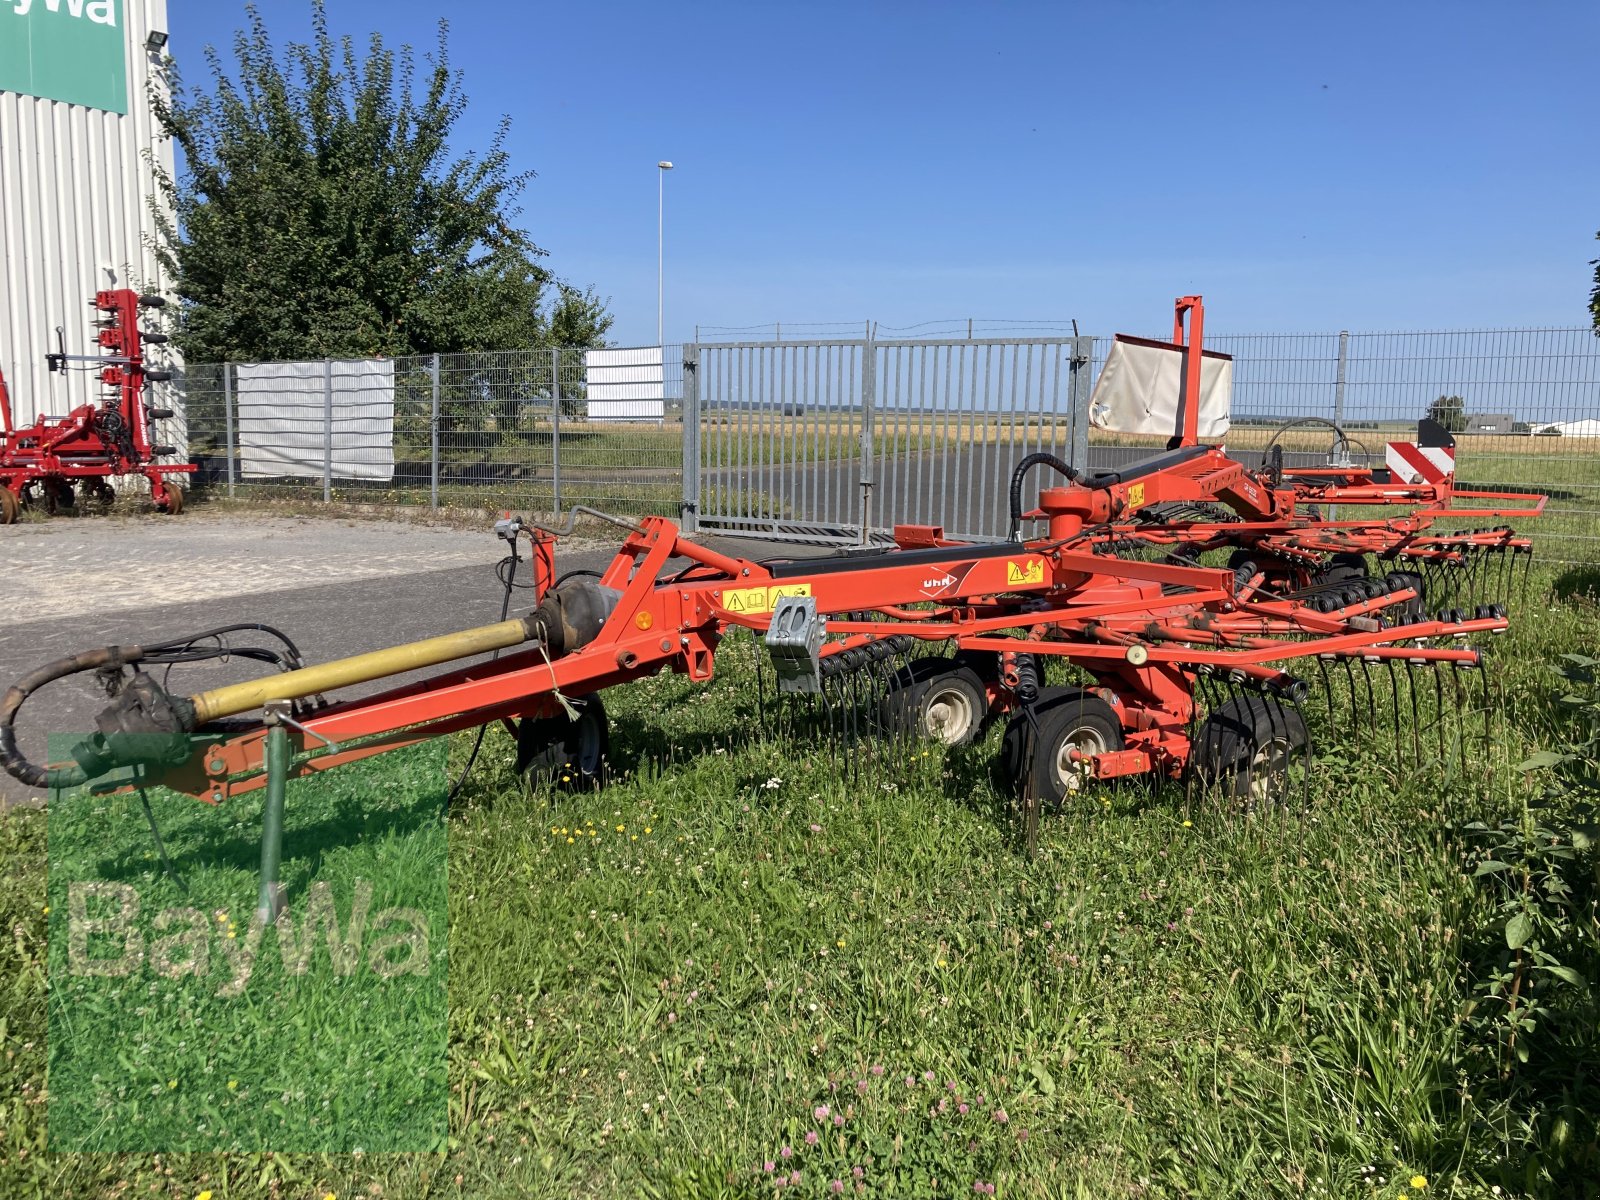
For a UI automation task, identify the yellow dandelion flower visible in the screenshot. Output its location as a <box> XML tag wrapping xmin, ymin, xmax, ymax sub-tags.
<box><xmin>1181</xmin><ymin>819</ymin><xmax>1192</xmax><ymax>828</ymax></box>
<box><xmin>937</xmin><ymin>958</ymin><xmax>948</xmax><ymax>967</ymax></box>
<box><xmin>197</xmin><ymin>1191</ymin><xmax>214</xmax><ymax>1200</ymax></box>
<box><xmin>566</xmin><ymin>837</ymin><xmax>575</xmax><ymax>844</ymax></box>
<box><xmin>631</xmin><ymin>835</ymin><xmax>638</xmax><ymax>841</ymax></box>
<box><xmin>227</xmin><ymin>1080</ymin><xmax>238</xmax><ymax>1090</ymax></box>
<box><xmin>616</xmin><ymin>824</ymin><xmax>625</xmax><ymax>832</ymax></box>
<box><xmin>168</xmin><ymin>1079</ymin><xmax>178</xmax><ymax>1089</ymax></box>
<box><xmin>645</xmin><ymin>826</ymin><xmax>653</xmax><ymax>833</ymax></box>
<box><xmin>41</xmin><ymin>906</ymin><xmax>49</xmax><ymax>915</ymax></box>
<box><xmin>1410</xmin><ymin>1177</ymin><xmax>1427</xmax><ymax>1191</ymax></box>
<box><xmin>836</xmin><ymin>938</ymin><xmax>846</xmax><ymax>948</ymax></box>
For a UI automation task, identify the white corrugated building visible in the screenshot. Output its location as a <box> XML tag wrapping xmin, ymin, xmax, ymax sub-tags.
<box><xmin>0</xmin><ymin>0</ymin><xmax>178</xmax><ymax>428</ymax></box>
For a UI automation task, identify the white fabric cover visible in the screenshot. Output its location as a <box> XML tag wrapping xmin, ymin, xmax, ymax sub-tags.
<box><xmin>586</xmin><ymin>346</ymin><xmax>664</xmax><ymax>421</ymax></box>
<box><xmin>236</xmin><ymin>359</ymin><xmax>395</xmax><ymax>481</ymax></box>
<box><xmin>1089</xmin><ymin>336</ymin><xmax>1232</xmax><ymax>440</ymax></box>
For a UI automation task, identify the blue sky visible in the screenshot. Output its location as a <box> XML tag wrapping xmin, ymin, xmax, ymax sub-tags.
<box><xmin>167</xmin><ymin>1</ymin><xmax>1599</xmax><ymax>345</ymax></box>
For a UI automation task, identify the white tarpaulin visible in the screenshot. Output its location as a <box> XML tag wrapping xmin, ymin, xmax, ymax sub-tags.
<box><xmin>585</xmin><ymin>346</ymin><xmax>664</xmax><ymax>421</ymax></box>
<box><xmin>1089</xmin><ymin>335</ymin><xmax>1233</xmax><ymax>441</ymax></box>
<box><xmin>236</xmin><ymin>359</ymin><xmax>395</xmax><ymax>481</ymax></box>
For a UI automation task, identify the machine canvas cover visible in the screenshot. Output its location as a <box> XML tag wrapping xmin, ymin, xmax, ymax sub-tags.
<box><xmin>1089</xmin><ymin>335</ymin><xmax>1233</xmax><ymax>440</ymax></box>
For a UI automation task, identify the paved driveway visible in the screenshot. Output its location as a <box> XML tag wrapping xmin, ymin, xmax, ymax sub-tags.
<box><xmin>0</xmin><ymin>511</ymin><xmax>824</xmax><ymax>807</ymax></box>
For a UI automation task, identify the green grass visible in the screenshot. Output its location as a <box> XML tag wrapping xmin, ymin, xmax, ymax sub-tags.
<box><xmin>40</xmin><ymin>742</ymin><xmax>448</xmax><ymax>1156</ymax></box>
<box><xmin>2</xmin><ymin>566</ymin><xmax>1598</xmax><ymax>1196</ymax></box>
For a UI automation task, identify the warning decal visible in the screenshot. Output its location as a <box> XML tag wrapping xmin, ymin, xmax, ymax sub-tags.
<box><xmin>1126</xmin><ymin>482</ymin><xmax>1146</xmax><ymax>510</ymax></box>
<box><xmin>720</xmin><ymin>583</ymin><xmax>812</xmax><ymax>614</ymax></box>
<box><xmin>1005</xmin><ymin>558</ymin><xmax>1046</xmax><ymax>587</ymax></box>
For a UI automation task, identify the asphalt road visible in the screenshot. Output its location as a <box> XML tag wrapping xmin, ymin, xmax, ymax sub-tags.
<box><xmin>0</xmin><ymin>513</ymin><xmax>828</xmax><ymax>807</ymax></box>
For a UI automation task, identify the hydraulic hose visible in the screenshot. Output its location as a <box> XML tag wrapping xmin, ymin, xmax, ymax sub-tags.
<box><xmin>0</xmin><ymin>646</ymin><xmax>144</xmax><ymax>789</ymax></box>
<box><xmin>1007</xmin><ymin>452</ymin><xmax>1079</xmax><ymax>541</ymax></box>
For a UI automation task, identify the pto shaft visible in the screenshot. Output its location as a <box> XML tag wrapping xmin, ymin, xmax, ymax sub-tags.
<box><xmin>189</xmin><ymin>617</ymin><xmax>539</xmax><ymax>724</ymax></box>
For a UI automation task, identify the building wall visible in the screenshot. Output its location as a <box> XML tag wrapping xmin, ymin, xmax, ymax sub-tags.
<box><xmin>0</xmin><ymin>0</ymin><xmax>178</xmax><ymax>429</ymax></box>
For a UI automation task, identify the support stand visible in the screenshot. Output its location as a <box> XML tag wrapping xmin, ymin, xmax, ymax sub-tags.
<box><xmin>256</xmin><ymin>700</ymin><xmax>292</xmax><ymax>924</ymax></box>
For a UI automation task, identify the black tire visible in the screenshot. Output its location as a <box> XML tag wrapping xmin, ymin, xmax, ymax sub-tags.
<box><xmin>953</xmin><ymin>648</ymin><xmax>1044</xmax><ymax>693</ymax></box>
<box><xmin>998</xmin><ymin>687</ymin><xmax>1125</xmax><ymax>808</ymax></box>
<box><xmin>1383</xmin><ymin>570</ymin><xmax>1427</xmax><ymax>620</ymax></box>
<box><xmin>1317</xmin><ymin>552</ymin><xmax>1368</xmax><ymax>585</ymax></box>
<box><xmin>516</xmin><ymin>695</ymin><xmax>609</xmax><ymax>791</ymax></box>
<box><xmin>43</xmin><ymin>478</ymin><xmax>75</xmax><ymax>514</ymax></box>
<box><xmin>1192</xmin><ymin>695</ymin><xmax>1309</xmax><ymax>806</ymax></box>
<box><xmin>880</xmin><ymin>659</ymin><xmax>988</xmax><ymax>747</ymax></box>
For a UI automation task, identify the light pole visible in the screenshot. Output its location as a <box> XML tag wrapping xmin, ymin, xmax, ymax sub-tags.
<box><xmin>657</xmin><ymin>161</ymin><xmax>673</xmax><ymax>347</ymax></box>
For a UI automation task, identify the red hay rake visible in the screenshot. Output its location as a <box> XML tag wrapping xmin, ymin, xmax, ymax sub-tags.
<box><xmin>0</xmin><ymin>297</ymin><xmax>1546</xmax><ymax>916</ymax></box>
<box><xmin>0</xmin><ymin>288</ymin><xmax>192</xmax><ymax>523</ymax></box>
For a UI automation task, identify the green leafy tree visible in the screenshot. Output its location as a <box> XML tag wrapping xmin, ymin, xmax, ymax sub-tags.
<box><xmin>1425</xmin><ymin>393</ymin><xmax>1467</xmax><ymax>433</ymax></box>
<box><xmin>1591</xmin><ymin>230</ymin><xmax>1599</xmax><ymax>332</ymax></box>
<box><xmin>151</xmin><ymin>3</ymin><xmax>611</xmax><ymax>363</ymax></box>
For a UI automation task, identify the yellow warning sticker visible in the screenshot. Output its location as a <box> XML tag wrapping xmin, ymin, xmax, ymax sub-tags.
<box><xmin>721</xmin><ymin>583</ymin><xmax>812</xmax><ymax>614</ymax></box>
<box><xmin>1127</xmin><ymin>482</ymin><xmax>1146</xmax><ymax>510</ymax></box>
<box><xmin>1006</xmin><ymin>558</ymin><xmax>1045</xmax><ymax>587</ymax></box>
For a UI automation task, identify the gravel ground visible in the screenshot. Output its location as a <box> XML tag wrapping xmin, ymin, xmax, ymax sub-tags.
<box><xmin>0</xmin><ymin>509</ymin><xmax>826</xmax><ymax>807</ymax></box>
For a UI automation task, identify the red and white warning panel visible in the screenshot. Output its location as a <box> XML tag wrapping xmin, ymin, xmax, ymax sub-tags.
<box><xmin>1385</xmin><ymin>441</ymin><xmax>1455</xmax><ymax>485</ymax></box>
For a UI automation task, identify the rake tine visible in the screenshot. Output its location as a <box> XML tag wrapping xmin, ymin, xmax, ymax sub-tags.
<box><xmin>1446</xmin><ymin>662</ymin><xmax>1468</xmax><ymax>779</ymax></box>
<box><xmin>1384</xmin><ymin>659</ymin><xmax>1406</xmax><ymax>767</ymax></box>
<box><xmin>1315</xmin><ymin>656</ymin><xmax>1339</xmax><ymax>744</ymax></box>
<box><xmin>1403</xmin><ymin>660</ymin><xmax>1423</xmax><ymax>765</ymax></box>
<box><xmin>1340</xmin><ymin>658</ymin><xmax>1363</xmax><ymax>752</ymax></box>
<box><xmin>1356</xmin><ymin>657</ymin><xmax>1378</xmax><ymax>735</ymax></box>
<box><xmin>1263</xmin><ymin>691</ymin><xmax>1286</xmax><ymax>811</ymax></box>
<box><xmin>1431</xmin><ymin>661</ymin><xmax>1447</xmax><ymax>766</ymax></box>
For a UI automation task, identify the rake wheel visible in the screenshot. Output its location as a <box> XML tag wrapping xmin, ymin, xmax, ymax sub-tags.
<box><xmin>515</xmin><ymin>695</ymin><xmax>609</xmax><ymax>791</ymax></box>
<box><xmin>1192</xmin><ymin>695</ymin><xmax>1309</xmax><ymax>807</ymax></box>
<box><xmin>880</xmin><ymin>659</ymin><xmax>987</xmax><ymax>747</ymax></box>
<box><xmin>999</xmin><ymin>687</ymin><xmax>1125</xmax><ymax>809</ymax></box>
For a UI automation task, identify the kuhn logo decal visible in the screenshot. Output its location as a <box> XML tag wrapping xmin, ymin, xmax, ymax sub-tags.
<box><xmin>918</xmin><ymin>562</ymin><xmax>977</xmax><ymax>599</ymax></box>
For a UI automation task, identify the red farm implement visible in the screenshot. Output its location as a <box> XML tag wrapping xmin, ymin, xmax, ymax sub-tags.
<box><xmin>0</xmin><ymin>288</ymin><xmax>192</xmax><ymax>523</ymax></box>
<box><xmin>0</xmin><ymin>296</ymin><xmax>1546</xmax><ymax>918</ymax></box>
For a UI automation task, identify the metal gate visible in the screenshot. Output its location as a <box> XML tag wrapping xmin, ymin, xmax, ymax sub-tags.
<box><xmin>683</xmin><ymin>336</ymin><xmax>1095</xmax><ymax>543</ymax></box>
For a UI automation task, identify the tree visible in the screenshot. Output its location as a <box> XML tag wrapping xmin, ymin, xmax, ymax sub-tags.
<box><xmin>1591</xmin><ymin>230</ymin><xmax>1599</xmax><ymax>332</ymax></box>
<box><xmin>1425</xmin><ymin>394</ymin><xmax>1467</xmax><ymax>433</ymax></box>
<box><xmin>151</xmin><ymin>3</ymin><xmax>611</xmax><ymax>363</ymax></box>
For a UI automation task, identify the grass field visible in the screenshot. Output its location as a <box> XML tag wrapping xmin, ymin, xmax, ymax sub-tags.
<box><xmin>40</xmin><ymin>743</ymin><xmax>448</xmax><ymax>1156</ymax></box>
<box><xmin>2</xmin><ymin>559</ymin><xmax>1598</xmax><ymax>1197</ymax></box>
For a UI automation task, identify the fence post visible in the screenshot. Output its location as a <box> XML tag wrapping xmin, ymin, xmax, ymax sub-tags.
<box><xmin>551</xmin><ymin>346</ymin><xmax>562</xmax><ymax>516</ymax></box>
<box><xmin>1329</xmin><ymin>330</ymin><xmax>1350</xmax><ymax>521</ymax></box>
<box><xmin>429</xmin><ymin>353</ymin><xmax>440</xmax><ymax>510</ymax></box>
<box><xmin>858</xmin><ymin>334</ymin><xmax>876</xmax><ymax>545</ymax></box>
<box><xmin>322</xmin><ymin>357</ymin><xmax>333</xmax><ymax>503</ymax></box>
<box><xmin>680</xmin><ymin>344</ymin><xmax>699</xmax><ymax>533</ymax></box>
<box><xmin>223</xmin><ymin>362</ymin><xmax>236</xmax><ymax>498</ymax></box>
<box><xmin>1333</xmin><ymin>330</ymin><xmax>1349</xmax><ymax>434</ymax></box>
<box><xmin>1068</xmin><ymin>335</ymin><xmax>1093</xmax><ymax>473</ymax></box>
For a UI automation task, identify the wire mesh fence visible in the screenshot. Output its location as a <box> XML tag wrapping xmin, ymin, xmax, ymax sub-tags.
<box><xmin>176</xmin><ymin>326</ymin><xmax>1600</xmax><ymax>561</ymax></box>
<box><xmin>183</xmin><ymin>347</ymin><xmax>687</xmax><ymax>516</ymax></box>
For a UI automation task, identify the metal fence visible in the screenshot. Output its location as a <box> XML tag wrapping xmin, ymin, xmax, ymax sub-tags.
<box><xmin>183</xmin><ymin>348</ymin><xmax>686</xmax><ymax>515</ymax></box>
<box><xmin>178</xmin><ymin>326</ymin><xmax>1600</xmax><ymax>562</ymax></box>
